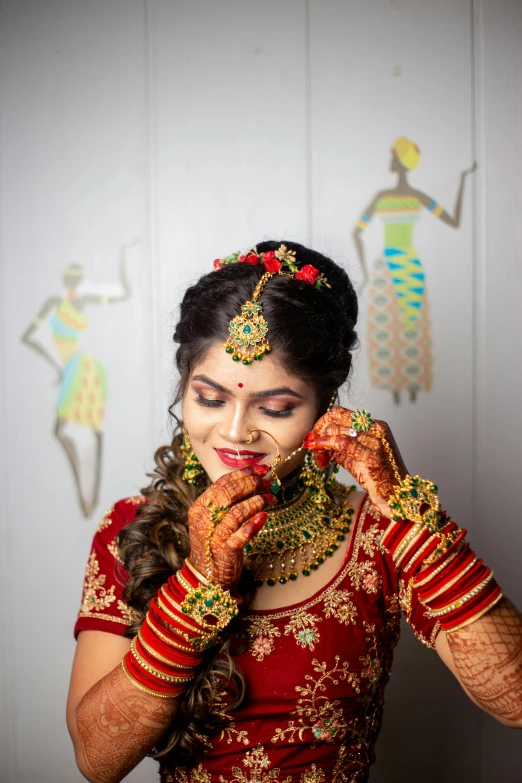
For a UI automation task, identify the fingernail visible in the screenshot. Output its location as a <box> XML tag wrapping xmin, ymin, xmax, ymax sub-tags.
<box><xmin>261</xmin><ymin>493</ymin><xmax>278</xmax><ymax>505</ymax></box>
<box><xmin>250</xmin><ymin>512</ymin><xmax>269</xmax><ymax>532</ymax></box>
<box><xmin>303</xmin><ymin>432</ymin><xmax>316</xmax><ymax>448</ymax></box>
<box><xmin>316</xmin><ymin>451</ymin><xmax>331</xmax><ymax>468</ymax></box>
<box><xmin>253</xmin><ymin>464</ymin><xmax>270</xmax><ymax>476</ymax></box>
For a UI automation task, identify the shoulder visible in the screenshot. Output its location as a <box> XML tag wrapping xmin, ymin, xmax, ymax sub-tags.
<box><xmin>93</xmin><ymin>495</ymin><xmax>147</xmax><ymax>544</ymax></box>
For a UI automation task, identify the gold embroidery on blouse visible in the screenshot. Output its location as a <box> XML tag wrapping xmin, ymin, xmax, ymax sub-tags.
<box><xmin>247</xmin><ymin>616</ymin><xmax>282</xmax><ymax>661</ymax></box>
<box><xmin>117</xmin><ymin>599</ymin><xmax>136</xmax><ymax>625</ymax></box>
<box><xmin>300</xmin><ymin>764</ymin><xmax>325</xmax><ymax>783</ymax></box>
<box><xmin>347</xmin><ymin>560</ymin><xmax>381</xmax><ymax>594</ymax></box>
<box><xmin>359</xmin><ymin>623</ymin><xmax>382</xmax><ymax>690</ymax></box>
<box><xmin>126</xmin><ymin>495</ymin><xmax>146</xmax><ymax>505</ymax></box>
<box><xmin>212</xmin><ymin>687</ymin><xmax>250</xmax><ymax>746</ymax></box>
<box><xmin>323</xmin><ymin>586</ymin><xmax>358</xmax><ymax>626</ymax></box>
<box><xmin>220</xmin><ymin>745</ymin><xmax>292</xmax><ymax>783</ymax></box>
<box><xmin>284</xmin><ymin>611</ymin><xmax>322</xmax><ymax>651</ymax></box>
<box><xmin>96</xmin><ymin>507</ymin><xmax>114</xmax><ymax>532</ymax></box>
<box><xmin>79</xmin><ymin>552</ymin><xmax>116</xmax><ymax>613</ymax></box>
<box><xmin>271</xmin><ymin>656</ymin><xmax>360</xmax><ymax>746</ymax></box>
<box><xmin>359</xmin><ymin>523</ymin><xmax>381</xmax><ymax>558</ymax></box>
<box><xmin>168</xmin><ymin>763</ymin><xmax>211</xmax><ymax>783</ymax></box>
<box><xmin>107</xmin><ymin>537</ymin><xmax>124</xmax><ymax>564</ymax></box>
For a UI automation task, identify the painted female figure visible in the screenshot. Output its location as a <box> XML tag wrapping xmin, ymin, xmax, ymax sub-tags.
<box><xmin>352</xmin><ymin>138</ymin><xmax>476</xmax><ymax>404</ymax></box>
<box><xmin>21</xmin><ymin>241</ymin><xmax>136</xmax><ymax>517</ymax></box>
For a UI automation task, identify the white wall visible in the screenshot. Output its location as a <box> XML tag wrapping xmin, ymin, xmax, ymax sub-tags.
<box><xmin>0</xmin><ymin>1</ymin><xmax>520</xmax><ymax>781</ymax></box>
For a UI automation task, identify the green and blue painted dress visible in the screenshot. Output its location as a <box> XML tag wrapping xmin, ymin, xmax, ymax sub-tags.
<box><xmin>358</xmin><ymin>195</ymin><xmax>439</xmax><ymax>396</ymax></box>
<box><xmin>50</xmin><ymin>299</ymin><xmax>107</xmax><ymax>432</ymax></box>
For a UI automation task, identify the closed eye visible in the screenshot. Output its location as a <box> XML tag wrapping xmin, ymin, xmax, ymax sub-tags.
<box><xmin>195</xmin><ymin>395</ymin><xmax>224</xmax><ymax>408</ymax></box>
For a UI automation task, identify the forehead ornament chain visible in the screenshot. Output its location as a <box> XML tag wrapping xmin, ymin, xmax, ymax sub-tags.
<box><xmin>213</xmin><ymin>244</ymin><xmax>330</xmax><ymax>365</ymax></box>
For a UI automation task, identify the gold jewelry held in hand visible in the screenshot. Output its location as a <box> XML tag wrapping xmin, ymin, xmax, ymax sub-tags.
<box><xmin>208</xmin><ymin>501</ymin><xmax>229</xmax><ymax>524</ymax></box>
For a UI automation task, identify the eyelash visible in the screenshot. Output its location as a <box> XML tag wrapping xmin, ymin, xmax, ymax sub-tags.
<box><xmin>194</xmin><ymin>395</ymin><xmax>294</xmax><ymax>418</ymax></box>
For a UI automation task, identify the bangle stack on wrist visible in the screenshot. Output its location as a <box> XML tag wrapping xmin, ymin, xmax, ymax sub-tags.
<box><xmin>380</xmin><ymin>512</ymin><xmax>503</xmax><ymax>634</ymax></box>
<box><xmin>122</xmin><ymin>560</ymin><xmax>239</xmax><ymax>699</ymax></box>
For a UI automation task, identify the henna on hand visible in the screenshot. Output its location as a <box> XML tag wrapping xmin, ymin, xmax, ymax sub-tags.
<box><xmin>446</xmin><ymin>598</ymin><xmax>522</xmax><ymax>724</ymax></box>
<box><xmin>188</xmin><ymin>465</ymin><xmax>276</xmax><ymax>589</ymax></box>
<box><xmin>306</xmin><ymin>406</ymin><xmax>408</xmax><ymax>519</ymax></box>
<box><xmin>76</xmin><ymin>665</ymin><xmax>177</xmax><ymax>783</ymax></box>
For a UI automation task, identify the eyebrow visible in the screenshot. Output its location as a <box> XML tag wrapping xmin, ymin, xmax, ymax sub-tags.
<box><xmin>192</xmin><ymin>375</ymin><xmax>303</xmax><ymax>399</ymax></box>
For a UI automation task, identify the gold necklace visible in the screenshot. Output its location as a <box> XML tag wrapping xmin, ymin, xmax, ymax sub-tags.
<box><xmin>244</xmin><ymin>453</ymin><xmax>355</xmax><ymax>586</ymax></box>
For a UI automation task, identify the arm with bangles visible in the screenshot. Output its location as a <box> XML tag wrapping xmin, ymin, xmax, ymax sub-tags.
<box><xmin>306</xmin><ymin>407</ymin><xmax>522</xmax><ymax>729</ymax></box>
<box><xmin>67</xmin><ymin>466</ymin><xmax>276</xmax><ymax>783</ymax></box>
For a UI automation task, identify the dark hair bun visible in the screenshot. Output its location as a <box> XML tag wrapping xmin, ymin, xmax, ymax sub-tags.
<box><xmin>174</xmin><ymin>240</ymin><xmax>358</xmax><ymax>412</ymax></box>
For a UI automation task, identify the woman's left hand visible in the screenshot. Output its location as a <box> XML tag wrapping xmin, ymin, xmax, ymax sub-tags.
<box><xmin>304</xmin><ymin>406</ymin><xmax>408</xmax><ymax>520</ymax></box>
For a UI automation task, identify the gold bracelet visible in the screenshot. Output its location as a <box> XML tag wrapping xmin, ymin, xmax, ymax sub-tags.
<box><xmin>445</xmin><ymin>592</ymin><xmax>504</xmax><ymax>634</ymax></box>
<box><xmin>145</xmin><ymin>615</ymin><xmax>196</xmax><ymax>653</ymax></box>
<box><xmin>428</xmin><ymin>572</ymin><xmax>495</xmax><ymax>618</ymax></box>
<box><xmin>420</xmin><ymin>558</ymin><xmax>478</xmax><ymax>604</ymax></box>
<box><xmin>184</xmin><ymin>558</ymin><xmax>210</xmax><ymax>585</ymax></box>
<box><xmin>176</xmin><ymin>569</ymin><xmax>194</xmax><ymax>594</ymax></box>
<box><xmin>130</xmin><ymin>637</ymin><xmax>193</xmax><ymax>683</ymax></box>
<box><xmin>121</xmin><ymin>658</ymin><xmax>180</xmax><ymax>699</ymax></box>
<box><xmin>137</xmin><ymin>631</ymin><xmax>197</xmax><ymax>670</ymax></box>
<box><xmin>379</xmin><ymin>520</ymin><xmax>400</xmax><ymax>554</ymax></box>
<box><xmin>414</xmin><ymin>543</ymin><xmax>467</xmax><ymax>588</ymax></box>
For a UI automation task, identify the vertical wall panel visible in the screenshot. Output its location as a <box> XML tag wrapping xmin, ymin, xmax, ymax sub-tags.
<box><xmin>0</xmin><ymin>1</ymin><xmax>156</xmax><ymax>780</ymax></box>
<box><xmin>473</xmin><ymin>0</ymin><xmax>522</xmax><ymax>779</ymax></box>
<box><xmin>148</xmin><ymin>0</ymin><xmax>310</xmax><ymax>435</ymax></box>
<box><xmin>309</xmin><ymin>2</ymin><xmax>479</xmax><ymax>780</ymax></box>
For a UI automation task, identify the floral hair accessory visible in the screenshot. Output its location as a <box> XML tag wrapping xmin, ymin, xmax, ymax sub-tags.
<box><xmin>214</xmin><ymin>245</ymin><xmax>331</xmax><ymax>365</ymax></box>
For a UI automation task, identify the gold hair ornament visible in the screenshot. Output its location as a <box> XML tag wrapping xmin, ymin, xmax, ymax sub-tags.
<box><xmin>218</xmin><ymin>244</ymin><xmax>331</xmax><ymax>365</ymax></box>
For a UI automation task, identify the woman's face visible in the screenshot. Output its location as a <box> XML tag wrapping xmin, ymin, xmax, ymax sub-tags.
<box><xmin>182</xmin><ymin>342</ymin><xmax>320</xmax><ymax>484</ymax></box>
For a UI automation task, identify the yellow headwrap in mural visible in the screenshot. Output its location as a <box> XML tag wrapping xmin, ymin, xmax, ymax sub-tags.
<box><xmin>393</xmin><ymin>137</ymin><xmax>420</xmax><ymax>171</ymax></box>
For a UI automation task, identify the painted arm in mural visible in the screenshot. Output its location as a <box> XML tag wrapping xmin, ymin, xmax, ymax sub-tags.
<box><xmin>77</xmin><ymin>240</ymin><xmax>138</xmax><ymax>308</ymax></box>
<box><xmin>351</xmin><ymin>192</ymin><xmax>383</xmax><ymax>287</ymax></box>
<box><xmin>307</xmin><ymin>406</ymin><xmax>522</xmax><ymax>729</ymax></box>
<box><xmin>415</xmin><ymin>163</ymin><xmax>478</xmax><ymax>228</ymax></box>
<box><xmin>21</xmin><ymin>296</ymin><xmax>63</xmax><ymax>381</ymax></box>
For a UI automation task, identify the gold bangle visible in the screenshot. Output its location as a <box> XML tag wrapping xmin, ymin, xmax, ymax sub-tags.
<box><xmin>137</xmin><ymin>631</ymin><xmax>197</xmax><ymax>670</ymax></box>
<box><xmin>403</xmin><ymin>535</ymin><xmax>435</xmax><ymax>573</ymax></box>
<box><xmin>145</xmin><ymin>615</ymin><xmax>196</xmax><ymax>653</ymax></box>
<box><xmin>395</xmin><ymin>525</ymin><xmax>428</xmax><ymax>568</ymax></box>
<box><xmin>176</xmin><ymin>569</ymin><xmax>194</xmax><ymax>594</ymax></box>
<box><xmin>393</xmin><ymin>522</ymin><xmax>424</xmax><ymax>565</ymax></box>
<box><xmin>445</xmin><ymin>592</ymin><xmax>504</xmax><ymax>634</ymax></box>
<box><xmin>184</xmin><ymin>558</ymin><xmax>210</xmax><ymax>585</ymax></box>
<box><xmin>428</xmin><ymin>572</ymin><xmax>495</xmax><ymax>617</ymax></box>
<box><xmin>420</xmin><ymin>558</ymin><xmax>478</xmax><ymax>604</ymax></box>
<box><xmin>121</xmin><ymin>658</ymin><xmax>180</xmax><ymax>699</ymax></box>
<box><xmin>414</xmin><ymin>543</ymin><xmax>467</xmax><ymax>588</ymax></box>
<box><xmin>130</xmin><ymin>637</ymin><xmax>193</xmax><ymax>683</ymax></box>
<box><xmin>379</xmin><ymin>520</ymin><xmax>400</xmax><ymax>554</ymax></box>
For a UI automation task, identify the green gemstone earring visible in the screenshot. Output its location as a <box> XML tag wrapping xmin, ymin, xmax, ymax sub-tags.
<box><xmin>181</xmin><ymin>427</ymin><xmax>206</xmax><ymax>486</ymax></box>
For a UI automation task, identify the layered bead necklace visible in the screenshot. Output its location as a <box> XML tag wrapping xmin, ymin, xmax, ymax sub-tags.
<box><xmin>244</xmin><ymin>453</ymin><xmax>355</xmax><ymax>586</ymax></box>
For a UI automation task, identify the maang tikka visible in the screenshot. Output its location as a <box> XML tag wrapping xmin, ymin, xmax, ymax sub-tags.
<box><xmin>213</xmin><ymin>244</ymin><xmax>331</xmax><ymax>365</ymax></box>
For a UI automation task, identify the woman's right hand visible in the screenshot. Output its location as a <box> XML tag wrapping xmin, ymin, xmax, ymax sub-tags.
<box><xmin>187</xmin><ymin>465</ymin><xmax>277</xmax><ymax>591</ymax></box>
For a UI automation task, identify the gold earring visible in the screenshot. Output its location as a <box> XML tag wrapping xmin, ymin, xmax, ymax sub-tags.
<box><xmin>181</xmin><ymin>427</ymin><xmax>206</xmax><ymax>486</ymax></box>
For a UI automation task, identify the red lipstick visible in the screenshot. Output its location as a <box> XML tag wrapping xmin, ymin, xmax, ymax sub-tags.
<box><xmin>215</xmin><ymin>448</ymin><xmax>267</xmax><ymax>469</ymax></box>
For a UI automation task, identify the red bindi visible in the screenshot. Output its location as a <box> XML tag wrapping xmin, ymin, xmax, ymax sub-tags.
<box><xmin>238</xmin><ymin>383</ymin><xmax>244</xmax><ymax>388</ymax></box>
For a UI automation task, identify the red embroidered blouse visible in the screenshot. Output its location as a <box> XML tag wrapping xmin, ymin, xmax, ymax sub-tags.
<box><xmin>74</xmin><ymin>494</ymin><xmax>441</xmax><ymax>783</ymax></box>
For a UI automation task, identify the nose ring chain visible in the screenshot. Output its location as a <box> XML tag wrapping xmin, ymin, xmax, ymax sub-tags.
<box><xmin>236</xmin><ymin>430</ymin><xmax>303</xmax><ymax>494</ymax></box>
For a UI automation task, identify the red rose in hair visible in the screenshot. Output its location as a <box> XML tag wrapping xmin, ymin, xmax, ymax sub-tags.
<box><xmin>295</xmin><ymin>264</ymin><xmax>320</xmax><ymax>285</ymax></box>
<box><xmin>238</xmin><ymin>255</ymin><xmax>247</xmax><ymax>263</ymax></box>
<box><xmin>213</xmin><ymin>258</ymin><xmax>222</xmax><ymax>270</ymax></box>
<box><xmin>244</xmin><ymin>252</ymin><xmax>260</xmax><ymax>265</ymax></box>
<box><xmin>263</xmin><ymin>252</ymin><xmax>282</xmax><ymax>273</ymax></box>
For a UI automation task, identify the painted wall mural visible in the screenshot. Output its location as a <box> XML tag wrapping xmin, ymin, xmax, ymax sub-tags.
<box><xmin>352</xmin><ymin>138</ymin><xmax>476</xmax><ymax>404</ymax></box>
<box><xmin>21</xmin><ymin>240</ymin><xmax>137</xmax><ymax>517</ymax></box>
